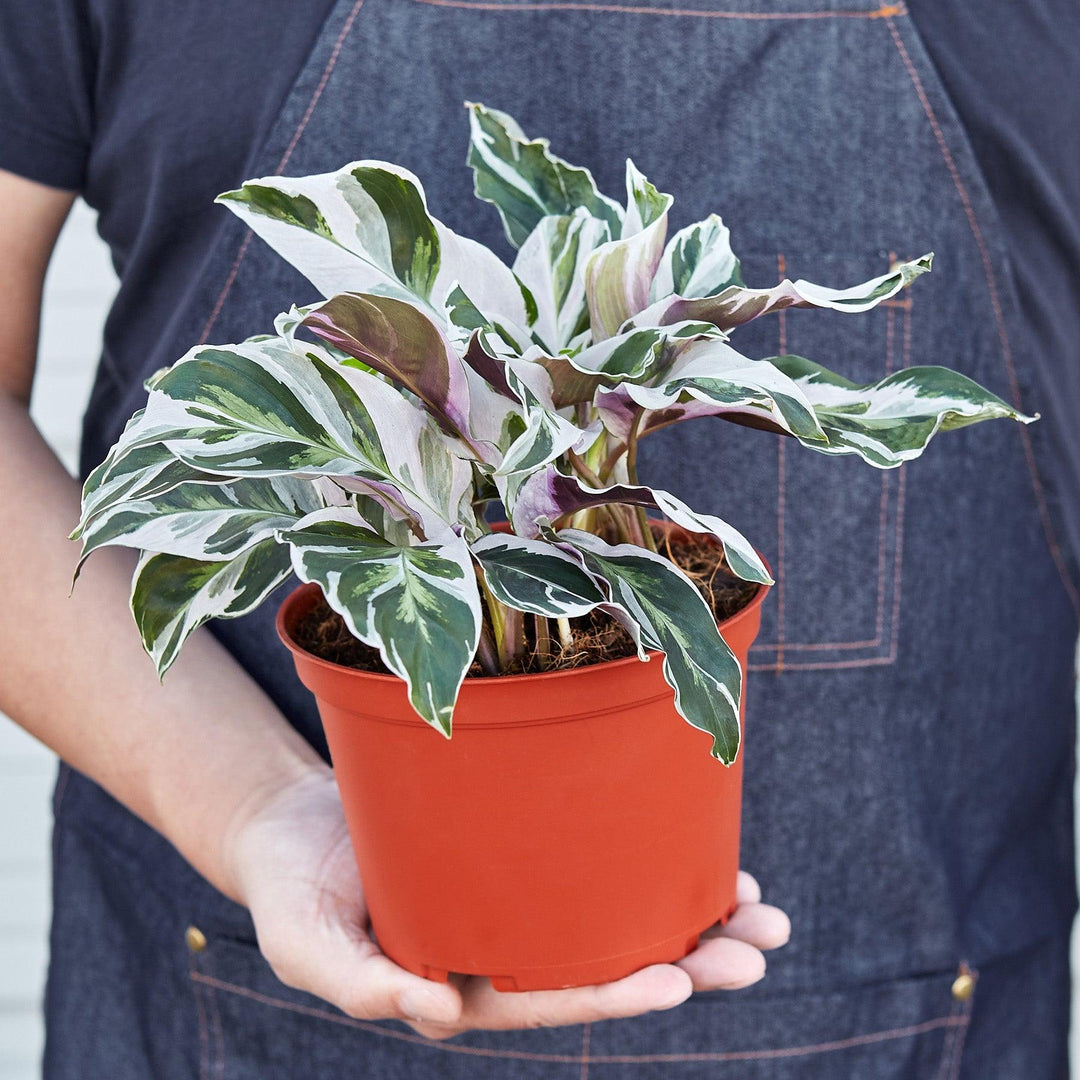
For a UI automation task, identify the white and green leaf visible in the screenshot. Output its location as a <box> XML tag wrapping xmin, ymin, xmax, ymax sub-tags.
<box><xmin>78</xmin><ymin>476</ymin><xmax>322</xmax><ymax>565</ymax></box>
<box><xmin>635</xmin><ymin>253</ymin><xmax>934</xmax><ymax>331</ymax></box>
<box><xmin>281</xmin><ymin>508</ymin><xmax>481</xmax><ymax>734</ymax></box>
<box><xmin>772</xmin><ymin>356</ymin><xmax>1036</xmax><ymax>467</ymax></box>
<box><xmin>219</xmin><ymin>162</ymin><xmax>528</xmax><ymax>329</ymax></box>
<box><xmin>512</xmin><ymin>211</ymin><xmax>611</xmax><ymax>352</ymax></box>
<box><xmin>137</xmin><ymin>336</ymin><xmax>472</xmax><ymax>532</ymax></box>
<box><xmin>131</xmin><ymin>542</ymin><xmax>292</xmax><ymax>677</ymax></box>
<box><xmin>466</xmin><ymin>103</ymin><xmax>623</xmax><ymax>248</ymax></box>
<box><xmin>302</xmin><ymin>292</ymin><xmax>475</xmax><ymax>442</ymax></box>
<box><xmin>471</xmin><ymin>531</ymin><xmax>606</xmax><ymax>617</ymax></box>
<box><xmin>650</xmin><ymin>214</ymin><xmax>742</xmax><ymax>301</ymax></box>
<box><xmin>558</xmin><ymin>530</ymin><xmax>745</xmax><ymax>763</ymax></box>
<box><xmin>584</xmin><ymin>162</ymin><xmax>673</xmax><ymax>340</ymax></box>
<box><xmin>597</xmin><ymin>337</ymin><xmax>827</xmax><ymax>443</ymax></box>
<box><xmin>510</xmin><ymin>468</ymin><xmax>770</xmax><ymax>585</ymax></box>
<box><xmin>76</xmin><ymin>437</ymin><xmax>221</xmax><ymax>539</ymax></box>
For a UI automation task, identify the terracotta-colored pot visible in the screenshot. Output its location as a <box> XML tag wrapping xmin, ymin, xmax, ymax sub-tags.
<box><xmin>277</xmin><ymin>527</ymin><xmax>768</xmax><ymax>991</ymax></box>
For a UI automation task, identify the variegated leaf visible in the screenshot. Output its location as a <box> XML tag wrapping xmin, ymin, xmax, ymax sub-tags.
<box><xmin>596</xmin><ymin>337</ymin><xmax>826</xmax><ymax>443</ymax></box>
<box><xmin>511</xmin><ymin>468</ymin><xmax>771</xmax><ymax>584</ymax></box>
<box><xmin>634</xmin><ymin>253</ymin><xmax>934</xmax><ymax>332</ymax></box>
<box><xmin>136</xmin><ymin>337</ymin><xmax>473</xmax><ymax>533</ymax></box>
<box><xmin>470</xmin><ymin>531</ymin><xmax>606</xmax><ymax>616</ymax></box>
<box><xmin>302</xmin><ymin>292</ymin><xmax>474</xmax><ymax>443</ymax></box>
<box><xmin>771</xmin><ymin>356</ymin><xmax>1036</xmax><ymax>467</ymax></box>
<box><xmin>76</xmin><ymin>437</ymin><xmax>221</xmax><ymax>539</ymax></box>
<box><xmin>445</xmin><ymin>283</ymin><xmax>535</xmax><ymax>352</ymax></box>
<box><xmin>558</xmin><ymin>530</ymin><xmax>744</xmax><ymax>763</ymax></box>
<box><xmin>621</xmin><ymin>161</ymin><xmax>671</xmax><ymax>239</ymax></box>
<box><xmin>466</xmin><ymin>103</ymin><xmax>623</xmax><ymax>248</ymax></box>
<box><xmin>131</xmin><ymin>542</ymin><xmax>292</xmax><ymax>677</ymax></box>
<box><xmin>281</xmin><ymin>508</ymin><xmax>481</xmax><ymax>734</ymax></box>
<box><xmin>144</xmin><ymin>340</ymin><xmax>388</xmax><ymax>475</ymax></box>
<box><xmin>565</xmin><ymin>328</ymin><xmax>667</xmax><ymax>383</ymax></box>
<box><xmin>78</xmin><ymin>476</ymin><xmax>322</xmax><ymax>566</ymax></box>
<box><xmin>494</xmin><ymin>351</ymin><xmax>599</xmax><ymax>477</ymax></box>
<box><xmin>218</xmin><ymin>163</ymin><xmax>529</xmax><ymax>328</ymax></box>
<box><xmin>512</xmin><ymin>211</ymin><xmax>611</xmax><ymax>352</ymax></box>
<box><xmin>495</xmin><ymin>405</ymin><xmax>596</xmax><ymax>478</ymax></box>
<box><xmin>218</xmin><ymin>164</ymin><xmax>437</xmax><ymax>303</ymax></box>
<box><xmin>438</xmin><ymin>229</ymin><xmax>534</xmax><ymax>333</ymax></box>
<box><xmin>650</xmin><ymin>214</ymin><xmax>742</xmax><ymax>301</ymax></box>
<box><xmin>585</xmin><ymin>162</ymin><xmax>673</xmax><ymax>339</ymax></box>
<box><xmin>524</xmin><ymin>321</ymin><xmax>716</xmax><ymax>410</ymax></box>
<box><xmin>563</xmin><ymin>321</ymin><xmax>717</xmax><ymax>384</ymax></box>
<box><xmin>455</xmin><ymin>331</ymin><xmax>599</xmax><ymax>476</ymax></box>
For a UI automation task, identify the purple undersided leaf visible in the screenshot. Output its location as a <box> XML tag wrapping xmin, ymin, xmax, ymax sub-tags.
<box><xmin>304</xmin><ymin>292</ymin><xmax>475</xmax><ymax>445</ymax></box>
<box><xmin>633</xmin><ymin>254</ymin><xmax>933</xmax><ymax>332</ymax></box>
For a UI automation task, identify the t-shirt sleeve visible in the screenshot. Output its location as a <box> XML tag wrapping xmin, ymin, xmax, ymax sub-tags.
<box><xmin>0</xmin><ymin>0</ymin><xmax>95</xmax><ymax>191</ymax></box>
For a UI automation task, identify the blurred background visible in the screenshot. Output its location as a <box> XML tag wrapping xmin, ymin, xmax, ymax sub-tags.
<box><xmin>0</xmin><ymin>204</ymin><xmax>1077</xmax><ymax>1078</ymax></box>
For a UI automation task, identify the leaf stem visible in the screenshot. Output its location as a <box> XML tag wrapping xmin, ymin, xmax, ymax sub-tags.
<box><xmin>502</xmin><ymin>604</ymin><xmax>526</xmax><ymax>668</ymax></box>
<box><xmin>476</xmin><ymin>625</ymin><xmax>499</xmax><ymax>676</ymax></box>
<box><xmin>625</xmin><ymin>409</ymin><xmax>644</xmax><ymax>487</ymax></box>
<box><xmin>597</xmin><ymin>407</ymin><xmax>645</xmax><ymax>484</ymax></box>
<box><xmin>567</xmin><ymin>449</ymin><xmax>605</xmax><ymax>490</ymax></box>
<box><xmin>533</xmin><ymin>614</ymin><xmax>551</xmax><ymax>670</ymax></box>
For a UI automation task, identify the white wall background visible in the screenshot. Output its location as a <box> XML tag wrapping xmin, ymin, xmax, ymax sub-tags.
<box><xmin>0</xmin><ymin>204</ymin><xmax>1077</xmax><ymax>1078</ymax></box>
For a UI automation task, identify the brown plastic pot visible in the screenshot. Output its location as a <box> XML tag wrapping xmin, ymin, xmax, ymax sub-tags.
<box><xmin>276</xmin><ymin>526</ymin><xmax>769</xmax><ymax>992</ymax></box>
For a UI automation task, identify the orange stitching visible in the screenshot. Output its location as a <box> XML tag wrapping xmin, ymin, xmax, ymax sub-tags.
<box><xmin>579</xmin><ymin>1022</ymin><xmax>591</xmax><ymax>1079</ymax></box>
<box><xmin>752</xmin><ymin>451</ymin><xmax>903</xmax><ymax>672</ymax></box>
<box><xmin>933</xmin><ymin>1000</ymin><xmax>961</xmax><ymax>1080</ymax></box>
<box><xmin>755</xmin><ymin>636</ymin><xmax>880</xmax><ymax>653</ymax></box>
<box><xmin>198</xmin><ymin>232</ymin><xmax>253</xmax><ymax>345</ymax></box>
<box><xmin>884</xmin><ymin>14</ymin><xmax>1080</xmax><ymax>616</ymax></box>
<box><xmin>198</xmin><ymin>0</ymin><xmax>367</xmax><ymax>346</ymax></box>
<box><xmin>752</xmin><ymin>265</ymin><xmax>909</xmax><ymax>668</ymax></box>
<box><xmin>886</xmin><ymin>463</ymin><xmax>907</xmax><ymax>664</ymax></box>
<box><xmin>872</xmin><ymin>466</ymin><xmax>891</xmax><ymax>640</ymax></box>
<box><xmin>192</xmin><ymin>974</ymin><xmax>211</xmax><ymax>1080</ymax></box>
<box><xmin>751</xmin><ymin>653</ymin><xmax>893</xmax><ymax>671</ymax></box>
<box><xmin>190</xmin><ymin>971</ymin><xmax>962</xmax><ymax>1062</ymax></box>
<box><xmin>775</xmin><ymin>253</ymin><xmax>788</xmax><ymax>672</ymax></box>
<box><xmin>207</xmin><ymin>978</ymin><xmax>226</xmax><ymax>1079</ymax></box>
<box><xmin>410</xmin><ymin>0</ymin><xmax>907</xmax><ymax>19</ymax></box>
<box><xmin>885</xmin><ymin>273</ymin><xmax>896</xmax><ymax>375</ymax></box>
<box><xmin>277</xmin><ymin>0</ymin><xmax>367</xmax><ymax>174</ymax></box>
<box><xmin>883</xmin><ymin>301</ymin><xmax>913</xmax><ymax>666</ymax></box>
<box><xmin>759</xmin><ymin>463</ymin><xmax>906</xmax><ymax>668</ymax></box>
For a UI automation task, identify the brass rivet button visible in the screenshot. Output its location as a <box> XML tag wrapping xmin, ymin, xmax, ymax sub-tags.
<box><xmin>185</xmin><ymin>925</ymin><xmax>208</xmax><ymax>954</ymax></box>
<box><xmin>951</xmin><ymin>971</ymin><xmax>976</xmax><ymax>1002</ymax></box>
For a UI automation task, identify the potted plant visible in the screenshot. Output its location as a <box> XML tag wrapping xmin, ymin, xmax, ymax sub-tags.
<box><xmin>73</xmin><ymin>105</ymin><xmax>1030</xmax><ymax>992</ymax></box>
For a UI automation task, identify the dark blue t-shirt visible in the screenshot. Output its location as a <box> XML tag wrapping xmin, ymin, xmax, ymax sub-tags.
<box><xmin>1</xmin><ymin>0</ymin><xmax>1078</xmax><ymax>577</ymax></box>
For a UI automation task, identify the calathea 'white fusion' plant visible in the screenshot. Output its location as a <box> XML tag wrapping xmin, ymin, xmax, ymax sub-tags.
<box><xmin>73</xmin><ymin>105</ymin><xmax>1031</xmax><ymax>763</ymax></box>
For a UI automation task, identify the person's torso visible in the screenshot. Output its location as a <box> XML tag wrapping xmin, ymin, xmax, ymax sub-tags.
<box><xmin>71</xmin><ymin>0</ymin><xmax>1078</xmax><ymax>1012</ymax></box>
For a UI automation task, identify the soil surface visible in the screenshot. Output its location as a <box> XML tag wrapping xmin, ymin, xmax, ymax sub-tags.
<box><xmin>292</xmin><ymin>533</ymin><xmax>760</xmax><ymax>677</ymax></box>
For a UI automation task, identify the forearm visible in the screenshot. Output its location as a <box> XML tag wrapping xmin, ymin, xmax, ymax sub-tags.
<box><xmin>0</xmin><ymin>391</ymin><xmax>325</xmax><ymax>902</ymax></box>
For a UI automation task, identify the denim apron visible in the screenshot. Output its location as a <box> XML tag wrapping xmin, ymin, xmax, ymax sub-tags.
<box><xmin>48</xmin><ymin>1</ymin><xmax>1079</xmax><ymax>1076</ymax></box>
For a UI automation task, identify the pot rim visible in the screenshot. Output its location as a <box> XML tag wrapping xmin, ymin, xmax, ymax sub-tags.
<box><xmin>276</xmin><ymin>531</ymin><xmax>771</xmax><ymax>688</ymax></box>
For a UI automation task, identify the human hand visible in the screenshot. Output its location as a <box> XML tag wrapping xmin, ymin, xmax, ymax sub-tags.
<box><xmin>228</xmin><ymin>766</ymin><xmax>790</xmax><ymax>1039</ymax></box>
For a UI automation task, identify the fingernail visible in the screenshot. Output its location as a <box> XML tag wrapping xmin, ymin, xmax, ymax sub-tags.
<box><xmin>400</xmin><ymin>987</ymin><xmax>453</xmax><ymax>1023</ymax></box>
